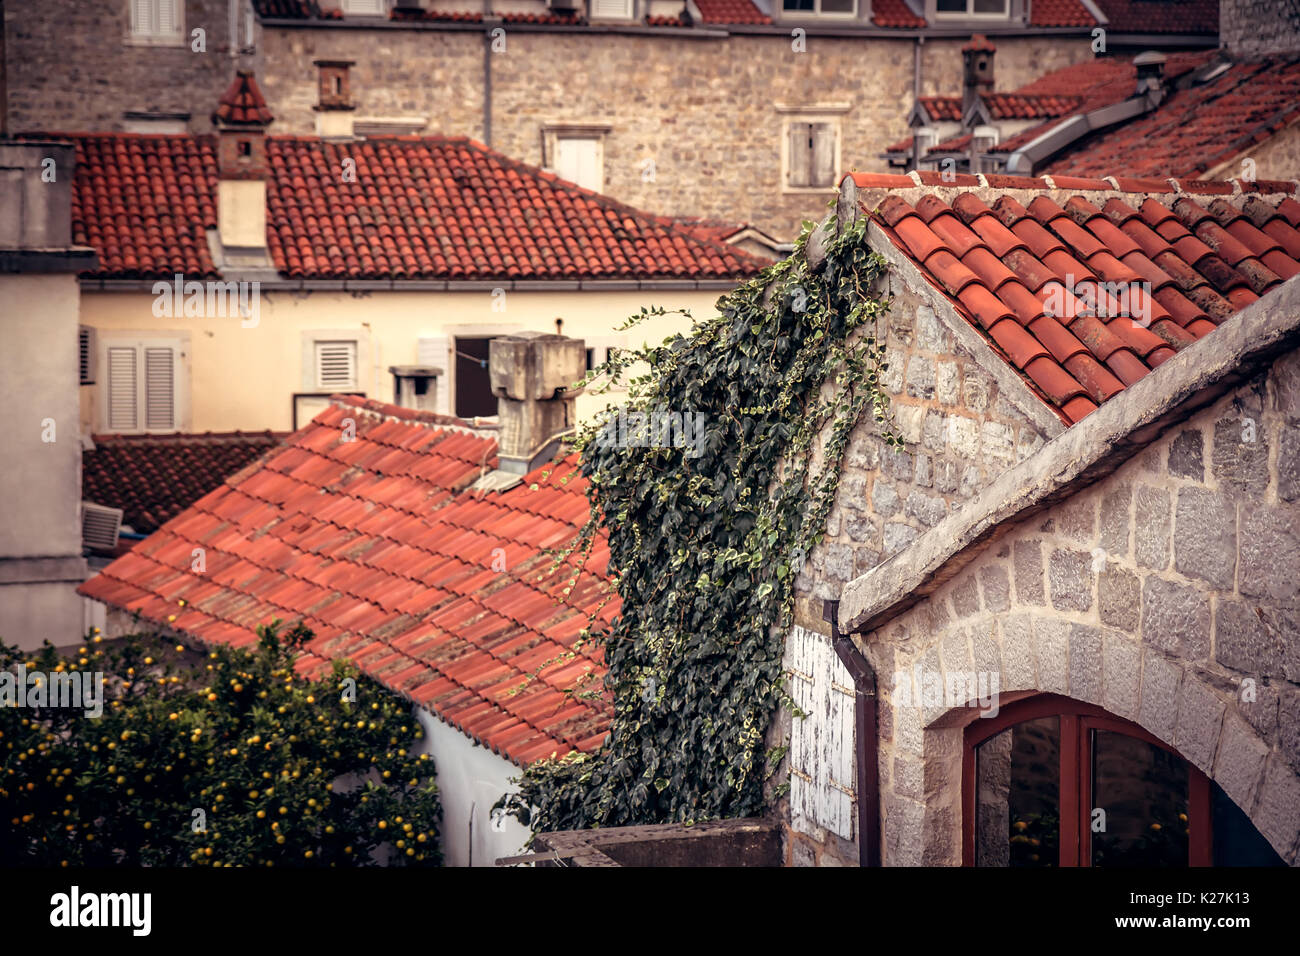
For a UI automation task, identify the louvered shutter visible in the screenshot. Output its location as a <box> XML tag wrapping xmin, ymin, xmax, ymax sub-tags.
<box><xmin>811</xmin><ymin>123</ymin><xmax>836</xmax><ymax>187</ymax></box>
<box><xmin>316</xmin><ymin>341</ymin><xmax>358</xmax><ymax>390</ymax></box>
<box><xmin>156</xmin><ymin>0</ymin><xmax>177</xmax><ymax>37</ymax></box>
<box><xmin>130</xmin><ymin>0</ymin><xmax>153</xmax><ymax>34</ymax></box>
<box><xmin>788</xmin><ymin>122</ymin><xmax>812</xmax><ymax>188</ymax></box>
<box><xmin>79</xmin><ymin>327</ymin><xmax>95</xmax><ymax>385</ymax></box>
<box><xmin>343</xmin><ymin>0</ymin><xmax>388</xmax><ymax>14</ymax></box>
<box><xmin>144</xmin><ymin>347</ymin><xmax>176</xmax><ymax>429</ymax></box>
<box><xmin>107</xmin><ymin>347</ymin><xmax>138</xmax><ymax>431</ymax></box>
<box><xmin>591</xmin><ymin>0</ymin><xmax>633</xmax><ymax>18</ymax></box>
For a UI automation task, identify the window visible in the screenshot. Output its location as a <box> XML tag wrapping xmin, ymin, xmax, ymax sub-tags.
<box><xmin>783</xmin><ymin>0</ymin><xmax>857</xmax><ymax>14</ymax></box>
<box><xmin>964</xmin><ymin>695</ymin><xmax>1285</xmax><ymax>867</ymax></box>
<box><xmin>454</xmin><ymin>336</ymin><xmax>500</xmax><ymax>419</ymax></box>
<box><xmin>554</xmin><ymin>137</ymin><xmax>603</xmax><ymax>192</ymax></box>
<box><xmin>589</xmin><ymin>0</ymin><xmax>635</xmax><ymax>19</ymax></box>
<box><xmin>314</xmin><ymin>341</ymin><xmax>359</xmax><ymax>391</ymax></box>
<box><xmin>786</xmin><ymin>121</ymin><xmax>837</xmax><ymax>190</ymax></box>
<box><xmin>128</xmin><ymin>0</ymin><xmax>184</xmax><ymax>44</ymax></box>
<box><xmin>936</xmin><ymin>0</ymin><xmax>1009</xmax><ymax>15</ymax></box>
<box><xmin>101</xmin><ymin>337</ymin><xmax>186</xmax><ymax>433</ymax></box>
<box><xmin>341</xmin><ymin>0</ymin><xmax>387</xmax><ymax>15</ymax></box>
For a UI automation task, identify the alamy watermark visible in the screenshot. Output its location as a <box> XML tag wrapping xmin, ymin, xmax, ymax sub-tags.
<box><xmin>1042</xmin><ymin>274</ymin><xmax>1151</xmax><ymax>329</ymax></box>
<box><xmin>151</xmin><ymin>274</ymin><xmax>260</xmax><ymax>328</ymax></box>
<box><xmin>592</xmin><ymin>408</ymin><xmax>706</xmax><ymax>459</ymax></box>
<box><xmin>892</xmin><ymin>668</ymin><xmax>1000</xmax><ymax>718</ymax></box>
<box><xmin>0</xmin><ymin>665</ymin><xmax>104</xmax><ymax>718</ymax></box>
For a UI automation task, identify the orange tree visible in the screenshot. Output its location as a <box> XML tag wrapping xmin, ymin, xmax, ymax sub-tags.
<box><xmin>0</xmin><ymin>621</ymin><xmax>441</xmax><ymax>866</ymax></box>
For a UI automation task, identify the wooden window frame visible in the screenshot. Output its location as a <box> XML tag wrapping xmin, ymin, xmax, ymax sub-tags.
<box><xmin>777</xmin><ymin>105</ymin><xmax>850</xmax><ymax>195</ymax></box>
<box><xmin>962</xmin><ymin>693</ymin><xmax>1212</xmax><ymax>867</ymax></box>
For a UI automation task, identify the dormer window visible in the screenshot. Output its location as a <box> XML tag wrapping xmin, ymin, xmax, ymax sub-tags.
<box><xmin>783</xmin><ymin>0</ymin><xmax>857</xmax><ymax>14</ymax></box>
<box><xmin>936</xmin><ymin>0</ymin><xmax>1009</xmax><ymax>16</ymax></box>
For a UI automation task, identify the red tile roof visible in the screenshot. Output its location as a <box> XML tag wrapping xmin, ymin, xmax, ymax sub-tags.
<box><xmin>694</xmin><ymin>0</ymin><xmax>770</xmax><ymax>25</ymax></box>
<box><xmin>37</xmin><ymin>133</ymin><xmax>766</xmax><ymax>281</ymax></box>
<box><xmin>915</xmin><ymin>92</ymin><xmax>1083</xmax><ymax>125</ymax></box>
<box><xmin>1092</xmin><ymin>0</ymin><xmax>1219</xmax><ymax>34</ymax></box>
<box><xmin>846</xmin><ymin>172</ymin><xmax>1300</xmax><ymax>425</ymax></box>
<box><xmin>872</xmin><ymin>0</ymin><xmax>927</xmax><ymax>28</ymax></box>
<box><xmin>1046</xmin><ymin>55</ymin><xmax>1300</xmax><ymax>179</ymax></box>
<box><xmin>84</xmin><ymin>432</ymin><xmax>286</xmax><ymax>534</ymax></box>
<box><xmin>1029</xmin><ymin>0</ymin><xmax>1097</xmax><ymax>26</ymax></box>
<box><xmin>78</xmin><ymin>397</ymin><xmax>615</xmax><ymax>766</ymax></box>
<box><xmin>214</xmin><ymin>71</ymin><xmax>274</xmax><ymax>126</ymax></box>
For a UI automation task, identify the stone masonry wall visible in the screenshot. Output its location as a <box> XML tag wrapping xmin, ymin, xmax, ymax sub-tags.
<box><xmin>1218</xmin><ymin>0</ymin><xmax>1300</xmax><ymax>58</ymax></box>
<box><xmin>864</xmin><ymin>351</ymin><xmax>1300</xmax><ymax>866</ymax></box>
<box><xmin>775</xmin><ymin>254</ymin><xmax>1065</xmax><ymax>866</ymax></box>
<box><xmin>5</xmin><ymin>5</ymin><xmax>1094</xmax><ymax>239</ymax></box>
<box><xmin>6</xmin><ymin>0</ymin><xmax>239</xmax><ymax>132</ymax></box>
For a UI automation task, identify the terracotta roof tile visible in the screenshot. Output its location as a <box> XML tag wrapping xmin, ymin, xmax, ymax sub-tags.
<box><xmin>79</xmin><ymin>397</ymin><xmax>614</xmax><ymax>766</ymax></box>
<box><xmin>1091</xmin><ymin>0</ymin><xmax>1218</xmax><ymax>35</ymax></box>
<box><xmin>854</xmin><ymin>177</ymin><xmax>1300</xmax><ymax>426</ymax></box>
<box><xmin>214</xmin><ymin>70</ymin><xmax>273</xmax><ymax>126</ymax></box>
<box><xmin>871</xmin><ymin>0</ymin><xmax>927</xmax><ymax>27</ymax></box>
<box><xmin>694</xmin><ymin>0</ymin><xmax>771</xmax><ymax>24</ymax></box>
<box><xmin>25</xmin><ymin>133</ymin><xmax>766</xmax><ymax>281</ymax></box>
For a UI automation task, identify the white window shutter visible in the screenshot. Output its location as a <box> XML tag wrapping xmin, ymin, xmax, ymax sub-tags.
<box><xmin>785</xmin><ymin>625</ymin><xmax>856</xmax><ymax>842</ymax></box>
<box><xmin>316</xmin><ymin>341</ymin><xmax>358</xmax><ymax>390</ymax></box>
<box><xmin>157</xmin><ymin>0</ymin><xmax>177</xmax><ymax>36</ymax></box>
<box><xmin>788</xmin><ymin>122</ymin><xmax>812</xmax><ymax>188</ymax></box>
<box><xmin>811</xmin><ymin>123</ymin><xmax>837</xmax><ymax>188</ymax></box>
<box><xmin>343</xmin><ymin>0</ymin><xmax>388</xmax><ymax>14</ymax></box>
<box><xmin>144</xmin><ymin>347</ymin><xmax>176</xmax><ymax>430</ymax></box>
<box><xmin>131</xmin><ymin>0</ymin><xmax>152</xmax><ymax>35</ymax></box>
<box><xmin>591</xmin><ymin>0</ymin><xmax>633</xmax><ymax>18</ymax></box>
<box><xmin>107</xmin><ymin>347</ymin><xmax>138</xmax><ymax>431</ymax></box>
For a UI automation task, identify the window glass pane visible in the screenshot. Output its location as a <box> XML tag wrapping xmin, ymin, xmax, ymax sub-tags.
<box><xmin>936</xmin><ymin>0</ymin><xmax>967</xmax><ymax>11</ymax></box>
<box><xmin>820</xmin><ymin>0</ymin><xmax>855</xmax><ymax>12</ymax></box>
<box><xmin>976</xmin><ymin>717</ymin><xmax>1059</xmax><ymax>867</ymax></box>
<box><xmin>973</xmin><ymin>0</ymin><xmax>1008</xmax><ymax>13</ymax></box>
<box><xmin>1091</xmin><ymin>730</ymin><xmax>1188</xmax><ymax>866</ymax></box>
<box><xmin>1212</xmin><ymin>780</ymin><xmax>1286</xmax><ymax>866</ymax></box>
<box><xmin>784</xmin><ymin>0</ymin><xmax>816</xmax><ymax>9</ymax></box>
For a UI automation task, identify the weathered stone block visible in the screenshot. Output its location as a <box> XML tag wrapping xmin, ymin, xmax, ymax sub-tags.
<box><xmin>961</xmin><ymin>376</ymin><xmax>989</xmax><ymax>414</ymax></box>
<box><xmin>914</xmin><ymin>304</ymin><xmax>951</xmax><ymax>354</ymax></box>
<box><xmin>1016</xmin><ymin>428</ymin><xmax>1044</xmax><ymax>461</ymax></box>
<box><xmin>905</xmin><ymin>356</ymin><xmax>936</xmax><ymax>400</ymax></box>
<box><xmin>1142</xmin><ymin>576</ymin><xmax>1210</xmax><ymax>659</ymax></box>
<box><xmin>1139</xmin><ymin>650</ymin><xmax>1183</xmax><ymax>744</ymax></box>
<box><xmin>933</xmin><ymin>457</ymin><xmax>959</xmax><ymax>494</ymax></box>
<box><xmin>870</xmin><ymin>478</ymin><xmax>901</xmax><ymax>517</ymax></box>
<box><xmin>893</xmin><ymin>753</ymin><xmax>924</xmax><ymax>800</ymax></box>
<box><xmin>1279</xmin><ymin>687</ymin><xmax>1300</xmax><ymax>774</ymax></box>
<box><xmin>1279</xmin><ymin>423</ymin><xmax>1300</xmax><ymax>502</ymax></box>
<box><xmin>1068</xmin><ymin>623</ymin><xmax>1104</xmax><ymax>706</ymax></box>
<box><xmin>1216</xmin><ymin>599</ymin><xmax>1283</xmax><ymax>676</ymax></box>
<box><xmin>853</xmin><ymin>545</ymin><xmax>883</xmax><ymax>576</ymax></box>
<box><xmin>1168</xmin><ymin>428</ymin><xmax>1204</xmax><ymax>481</ymax></box>
<box><xmin>1001</xmin><ymin>614</ymin><xmax>1037</xmax><ymax>691</ymax></box>
<box><xmin>981</xmin><ymin>421</ymin><xmax>1016</xmax><ymax>467</ymax></box>
<box><xmin>1237</xmin><ymin>679</ymin><xmax>1278</xmax><ymax>741</ymax></box>
<box><xmin>1239</xmin><ymin>506</ymin><xmax>1300</xmax><ymax>605</ymax></box>
<box><xmin>1049</xmin><ymin>548</ymin><xmax>1094</xmax><ymax>612</ymax></box>
<box><xmin>846</xmin><ymin>431</ymin><xmax>881</xmax><ymax>471</ymax></box>
<box><xmin>904</xmin><ymin>489</ymin><xmax>947</xmax><ymax>528</ymax></box>
<box><xmin>958</xmin><ymin>464</ymin><xmax>981</xmax><ymax>498</ymax></box>
<box><xmin>1212</xmin><ymin>712</ymin><xmax>1269</xmax><ymax>813</ymax></box>
<box><xmin>1102</xmin><ymin>630</ymin><xmax>1141</xmax><ymax>720</ymax></box>
<box><xmin>1253</xmin><ymin>758</ymin><xmax>1300</xmax><ymax>864</ymax></box>
<box><xmin>880</xmin><ymin>446</ymin><xmax>913</xmax><ymax>482</ymax></box>
<box><xmin>914</xmin><ymin>452</ymin><xmax>932</xmax><ymax>488</ymax></box>
<box><xmin>1099</xmin><ymin>563</ymin><xmax>1140</xmax><ymax>632</ymax></box>
<box><xmin>936</xmin><ymin>361</ymin><xmax>959</xmax><ymax>405</ymax></box>
<box><xmin>1098</xmin><ymin>481</ymin><xmax>1132</xmax><ymax>557</ymax></box>
<box><xmin>1013</xmin><ymin>539</ymin><xmax>1045</xmax><ymax>606</ymax></box>
<box><xmin>883</xmin><ymin>521</ymin><xmax>919</xmax><ymax>557</ymax></box>
<box><xmin>978</xmin><ymin>564</ymin><xmax>1011</xmax><ymax>613</ymax></box>
<box><xmin>893</xmin><ymin>403</ymin><xmax>926</xmax><ymax>446</ymax></box>
<box><xmin>1134</xmin><ymin>485</ymin><xmax>1171</xmax><ymax>570</ymax></box>
<box><xmin>947</xmin><ymin>416</ymin><xmax>980</xmax><ymax>461</ymax></box>
<box><xmin>823</xmin><ymin>543</ymin><xmax>854</xmax><ymax>583</ymax></box>
<box><xmin>1212</xmin><ymin>413</ymin><xmax>1269</xmax><ymax>496</ymax></box>
<box><xmin>1173</xmin><ymin>679</ymin><xmax>1224</xmax><ymax>776</ymax></box>
<box><xmin>1056</xmin><ymin>495</ymin><xmax>1096</xmax><ymax>543</ymax></box>
<box><xmin>1173</xmin><ymin>487</ymin><xmax>1237</xmax><ymax>591</ymax></box>
<box><xmin>1034</xmin><ymin>618</ymin><xmax>1070</xmax><ymax>694</ymax></box>
<box><xmin>950</xmin><ymin>575</ymin><xmax>980</xmax><ymax>619</ymax></box>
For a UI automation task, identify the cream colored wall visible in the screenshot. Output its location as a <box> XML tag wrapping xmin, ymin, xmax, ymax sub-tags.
<box><xmin>79</xmin><ymin>287</ymin><xmax>732</xmax><ymax>433</ymax></box>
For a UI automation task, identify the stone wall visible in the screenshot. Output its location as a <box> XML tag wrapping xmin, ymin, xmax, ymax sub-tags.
<box><xmin>1206</xmin><ymin>121</ymin><xmax>1300</xmax><ymax>183</ymax></box>
<box><xmin>776</xmin><ymin>240</ymin><xmax>1065</xmax><ymax>866</ymax></box>
<box><xmin>1218</xmin><ymin>0</ymin><xmax>1300</xmax><ymax>58</ymax></box>
<box><xmin>861</xmin><ymin>353</ymin><xmax>1300</xmax><ymax>866</ymax></box>
<box><xmin>5</xmin><ymin>0</ymin><xmax>238</xmax><ymax>132</ymax></box>
<box><xmin>6</xmin><ymin>5</ymin><xmax>1094</xmax><ymax>238</ymax></box>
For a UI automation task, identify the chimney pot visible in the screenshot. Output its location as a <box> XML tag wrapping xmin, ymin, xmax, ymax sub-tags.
<box><xmin>1134</xmin><ymin>50</ymin><xmax>1168</xmax><ymax>100</ymax></box>
<box><xmin>489</xmin><ymin>332</ymin><xmax>586</xmax><ymax>474</ymax></box>
<box><xmin>962</xmin><ymin>36</ymin><xmax>996</xmax><ymax>121</ymax></box>
<box><xmin>314</xmin><ymin>59</ymin><xmax>357</xmax><ymax>139</ymax></box>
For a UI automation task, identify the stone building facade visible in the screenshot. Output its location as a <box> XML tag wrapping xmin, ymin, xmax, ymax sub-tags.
<box><xmin>5</xmin><ymin>2</ymin><xmax>1098</xmax><ymax>238</ymax></box>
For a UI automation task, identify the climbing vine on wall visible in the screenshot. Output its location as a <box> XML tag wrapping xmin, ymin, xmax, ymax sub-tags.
<box><xmin>503</xmin><ymin>215</ymin><xmax>900</xmax><ymax>834</ymax></box>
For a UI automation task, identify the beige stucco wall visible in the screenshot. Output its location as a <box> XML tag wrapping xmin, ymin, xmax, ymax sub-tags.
<box><xmin>79</xmin><ymin>286</ymin><xmax>731</xmax><ymax>433</ymax></box>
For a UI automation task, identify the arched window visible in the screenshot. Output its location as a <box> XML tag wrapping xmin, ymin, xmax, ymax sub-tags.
<box><xmin>962</xmin><ymin>694</ymin><xmax>1284</xmax><ymax>867</ymax></box>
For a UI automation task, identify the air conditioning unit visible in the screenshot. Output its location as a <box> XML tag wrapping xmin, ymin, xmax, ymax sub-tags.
<box><xmin>82</xmin><ymin>502</ymin><xmax>124</xmax><ymax>552</ymax></box>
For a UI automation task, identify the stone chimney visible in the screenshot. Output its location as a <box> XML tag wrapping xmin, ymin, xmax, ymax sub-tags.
<box><xmin>212</xmin><ymin>70</ymin><xmax>272</xmax><ymax>254</ymax></box>
<box><xmin>962</xmin><ymin>35</ymin><xmax>996</xmax><ymax>120</ymax></box>
<box><xmin>1134</xmin><ymin>51</ymin><xmax>1168</xmax><ymax>104</ymax></box>
<box><xmin>314</xmin><ymin>59</ymin><xmax>356</xmax><ymax>139</ymax></box>
<box><xmin>489</xmin><ymin>332</ymin><xmax>586</xmax><ymax>474</ymax></box>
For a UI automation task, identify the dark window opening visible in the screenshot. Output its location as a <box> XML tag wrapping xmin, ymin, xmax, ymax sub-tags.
<box><xmin>454</xmin><ymin>337</ymin><xmax>498</xmax><ymax>419</ymax></box>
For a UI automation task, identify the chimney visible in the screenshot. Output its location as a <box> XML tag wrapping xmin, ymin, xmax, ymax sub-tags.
<box><xmin>1133</xmin><ymin>51</ymin><xmax>1168</xmax><ymax>104</ymax></box>
<box><xmin>314</xmin><ymin>59</ymin><xmax>356</xmax><ymax>139</ymax></box>
<box><xmin>489</xmin><ymin>332</ymin><xmax>586</xmax><ymax>474</ymax></box>
<box><xmin>212</xmin><ymin>70</ymin><xmax>273</xmax><ymax>252</ymax></box>
<box><xmin>962</xmin><ymin>35</ymin><xmax>996</xmax><ymax>120</ymax></box>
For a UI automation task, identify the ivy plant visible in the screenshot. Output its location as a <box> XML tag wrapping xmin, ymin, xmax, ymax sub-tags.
<box><xmin>503</xmin><ymin>215</ymin><xmax>899</xmax><ymax>833</ymax></box>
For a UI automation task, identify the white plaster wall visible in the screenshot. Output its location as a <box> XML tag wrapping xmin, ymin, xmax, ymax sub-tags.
<box><xmin>413</xmin><ymin>707</ymin><xmax>533</xmax><ymax>867</ymax></box>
